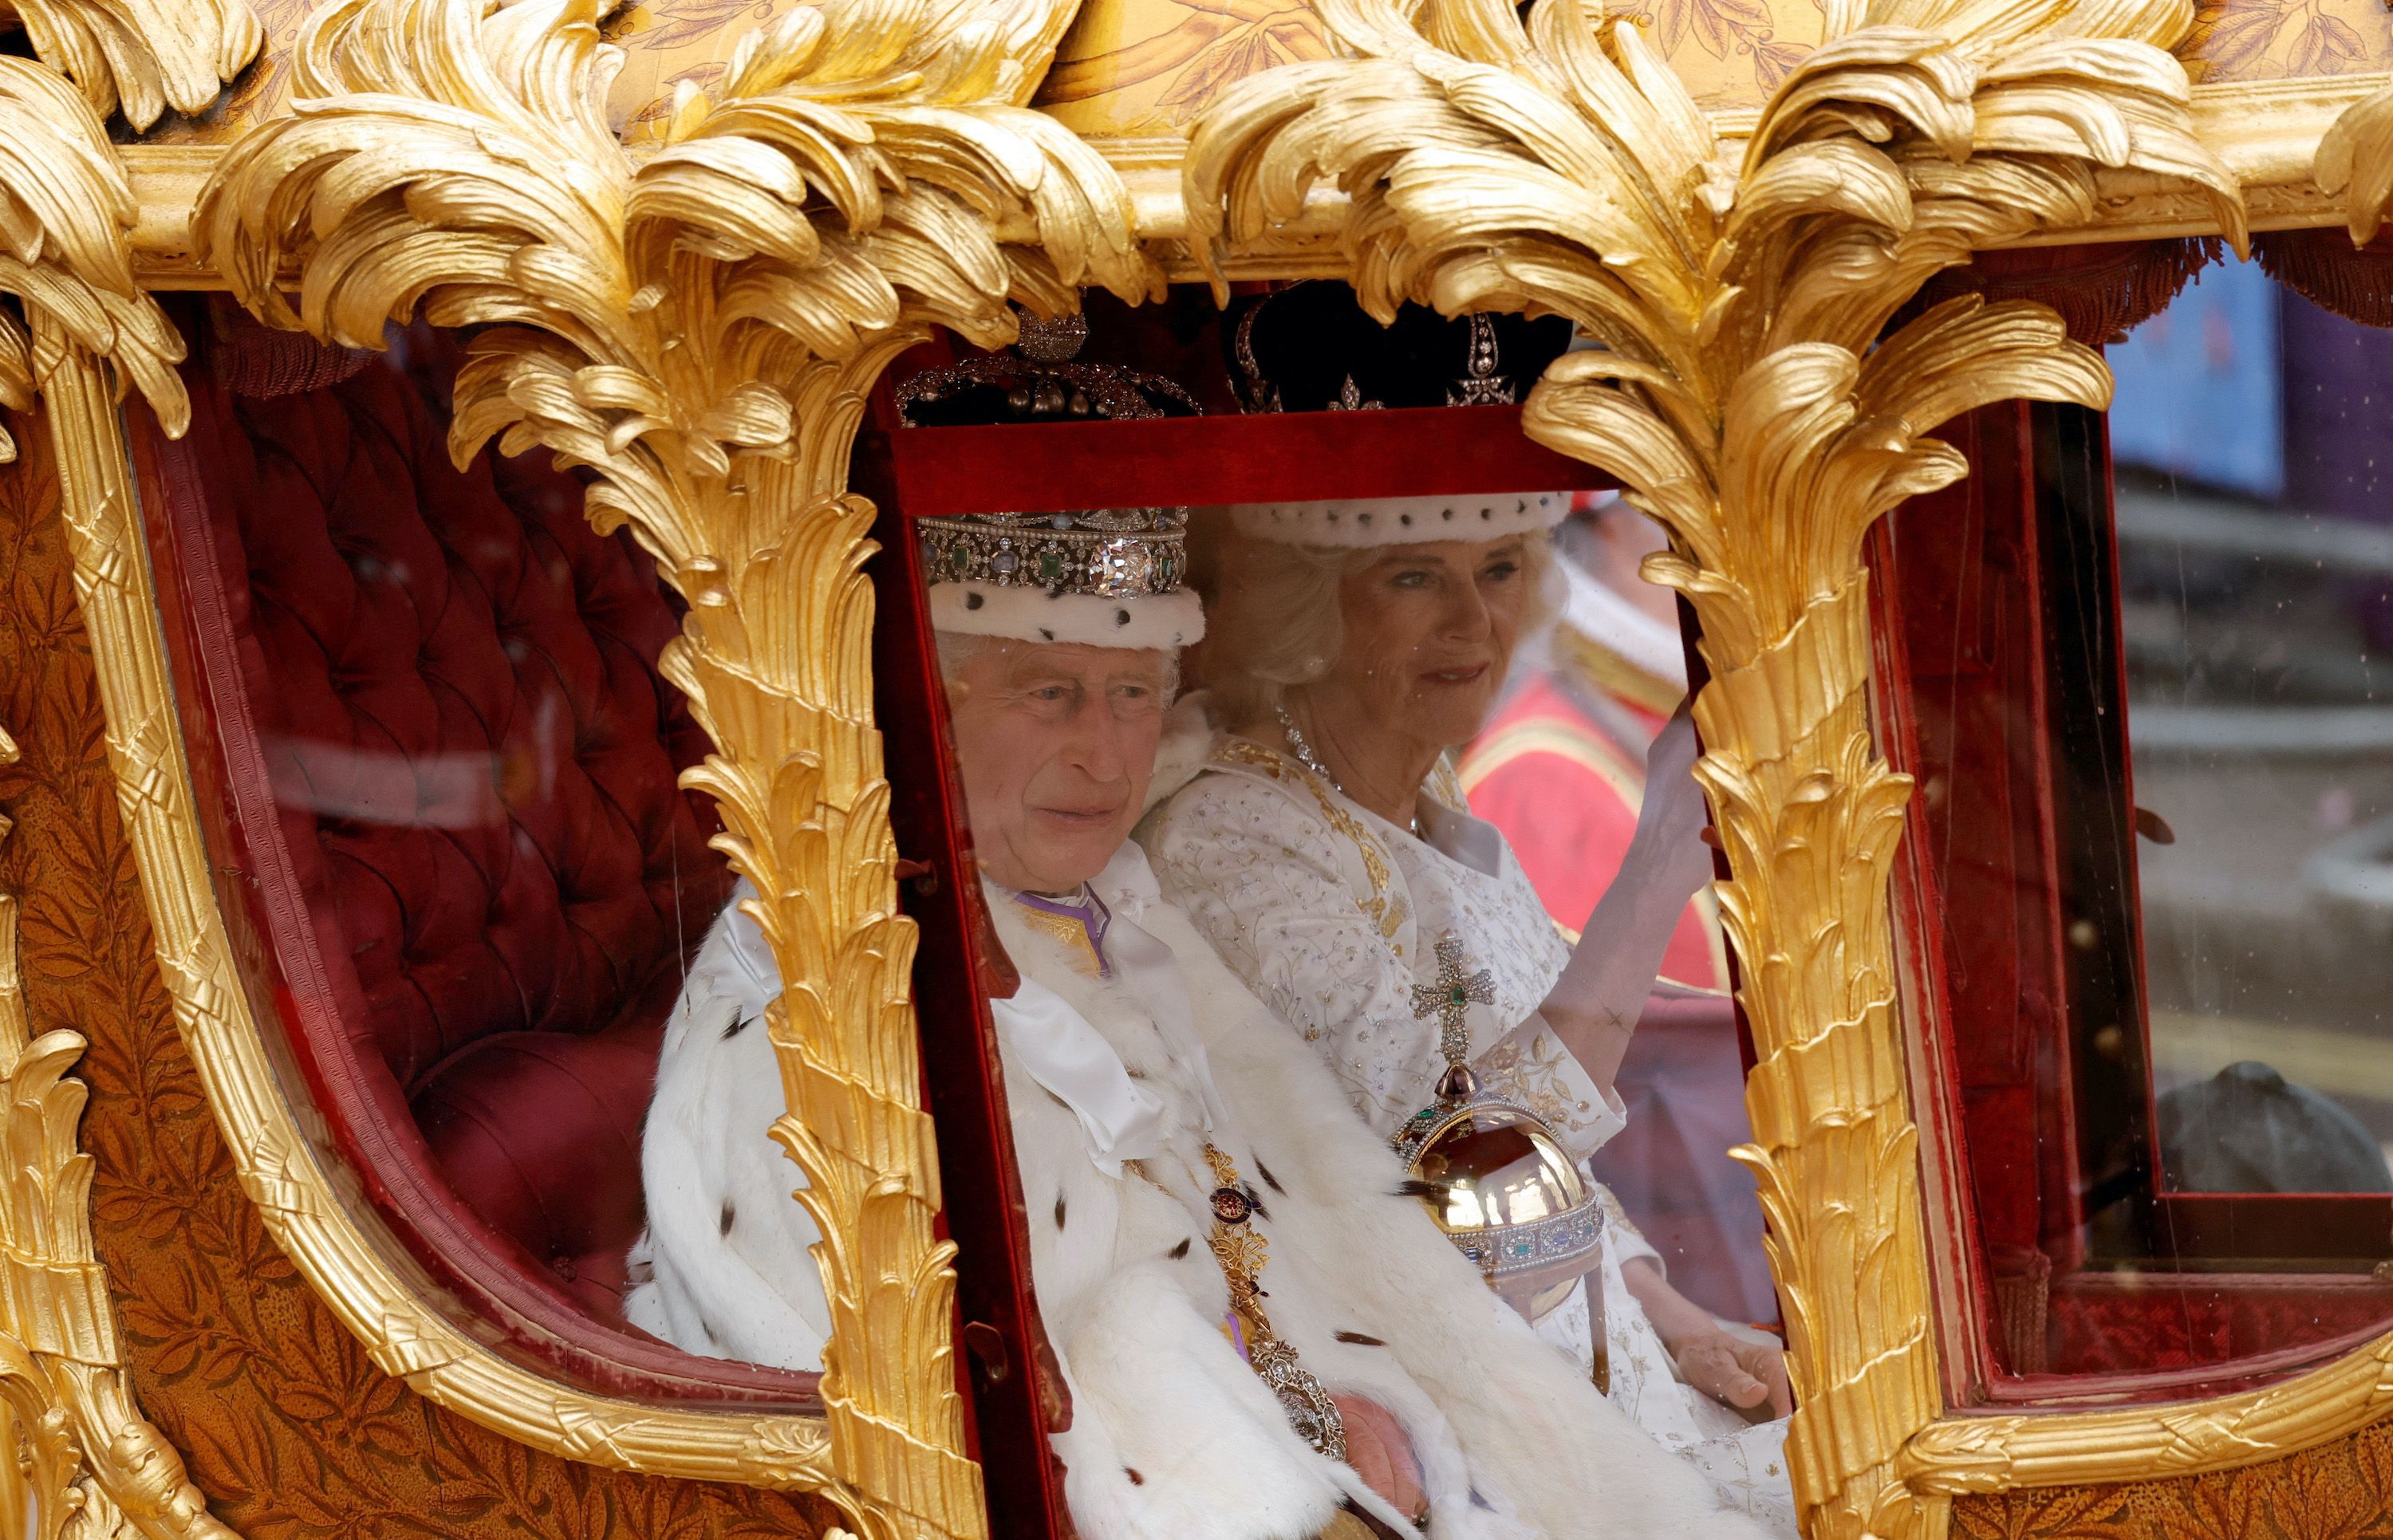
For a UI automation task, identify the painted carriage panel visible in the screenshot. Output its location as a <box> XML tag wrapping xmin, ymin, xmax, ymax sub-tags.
<box><xmin>1</xmin><ymin>0</ymin><xmax>2391</xmax><ymax>1533</ymax></box>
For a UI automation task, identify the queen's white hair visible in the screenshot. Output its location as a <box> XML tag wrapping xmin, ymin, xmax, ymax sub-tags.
<box><xmin>1192</xmin><ymin>525</ymin><xmax>1563</xmax><ymax>725</ymax></box>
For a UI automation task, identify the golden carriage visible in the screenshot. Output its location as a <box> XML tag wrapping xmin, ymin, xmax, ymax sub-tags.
<box><xmin>0</xmin><ymin>0</ymin><xmax>2384</xmax><ymax>1535</ymax></box>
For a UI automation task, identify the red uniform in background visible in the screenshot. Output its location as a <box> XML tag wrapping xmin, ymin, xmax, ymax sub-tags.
<box><xmin>1459</xmin><ymin>508</ymin><xmax>1778</xmax><ymax>1326</ymax></box>
<box><xmin>1464</xmin><ymin>672</ymin><xmax>1726</xmax><ymax>988</ymax></box>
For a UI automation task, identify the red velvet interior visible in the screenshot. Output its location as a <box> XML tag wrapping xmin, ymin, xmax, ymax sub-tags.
<box><xmin>2040</xmin><ymin>1274</ymin><xmax>2393</xmax><ymax>1395</ymax></box>
<box><xmin>1884</xmin><ymin>404</ymin><xmax>2087</xmax><ymax>1275</ymax></box>
<box><xmin>132</xmin><ymin>321</ymin><xmax>817</xmax><ymax>1404</ymax></box>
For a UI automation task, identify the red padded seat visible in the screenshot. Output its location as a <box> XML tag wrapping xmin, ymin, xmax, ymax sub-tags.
<box><xmin>134</xmin><ymin>314</ymin><xmax>814</xmax><ymax>1401</ymax></box>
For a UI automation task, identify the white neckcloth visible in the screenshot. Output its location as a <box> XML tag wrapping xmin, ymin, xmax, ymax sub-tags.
<box><xmin>991</xmin><ymin>843</ymin><xmax>1228</xmax><ymax>1176</ymax></box>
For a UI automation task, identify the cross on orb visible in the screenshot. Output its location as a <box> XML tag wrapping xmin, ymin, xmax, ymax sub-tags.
<box><xmin>1411</xmin><ymin>935</ymin><xmax>1496</xmax><ymax>1065</ymax></box>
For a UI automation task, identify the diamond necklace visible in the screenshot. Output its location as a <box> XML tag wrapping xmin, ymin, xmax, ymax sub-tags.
<box><xmin>1276</xmin><ymin>706</ymin><xmax>1421</xmax><ymax>837</ymax></box>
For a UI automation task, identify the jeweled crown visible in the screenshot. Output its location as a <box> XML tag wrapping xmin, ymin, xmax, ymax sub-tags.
<box><xmin>899</xmin><ymin>306</ymin><xmax>1199</xmax><ymax>609</ymax></box>
<box><xmin>1225</xmin><ymin>281</ymin><xmax>1574</xmax><ymax>415</ymax></box>
<box><xmin>917</xmin><ymin>507</ymin><xmax>1191</xmax><ymax>603</ymax></box>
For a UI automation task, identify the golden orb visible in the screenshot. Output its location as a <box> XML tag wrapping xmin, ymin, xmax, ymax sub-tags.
<box><xmin>1393</xmin><ymin>1065</ymin><xmax>1605</xmax><ymax>1322</ymax></box>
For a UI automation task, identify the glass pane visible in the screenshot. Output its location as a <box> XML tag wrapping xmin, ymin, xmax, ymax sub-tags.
<box><xmin>858</xmin><ymin>284</ymin><xmax>1792</xmax><ymax>1535</ymax></box>
<box><xmin>137</xmin><ymin>308</ymin><xmax>780</xmax><ymax>1400</ymax></box>
<box><xmin>1885</xmin><ymin>255</ymin><xmax>2393</xmax><ymax>1400</ymax></box>
<box><xmin>2118</xmin><ymin>264</ymin><xmax>2393</xmax><ymax>1201</ymax></box>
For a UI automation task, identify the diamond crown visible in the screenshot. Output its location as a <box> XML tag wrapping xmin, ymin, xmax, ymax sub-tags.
<box><xmin>919</xmin><ymin>509</ymin><xmax>1189</xmax><ymax>601</ymax></box>
<box><xmin>897</xmin><ymin>305</ymin><xmax>1196</xmax><ymax>605</ymax></box>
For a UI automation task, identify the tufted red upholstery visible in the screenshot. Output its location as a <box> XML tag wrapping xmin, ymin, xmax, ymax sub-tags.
<box><xmin>134</xmin><ymin>316</ymin><xmax>815</xmax><ymax>1402</ymax></box>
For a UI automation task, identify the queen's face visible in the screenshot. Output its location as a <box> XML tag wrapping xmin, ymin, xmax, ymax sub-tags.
<box><xmin>946</xmin><ymin>639</ymin><xmax>1171</xmax><ymax>895</ymax></box>
<box><xmin>1323</xmin><ymin>535</ymin><xmax>1534</xmax><ymax>751</ymax></box>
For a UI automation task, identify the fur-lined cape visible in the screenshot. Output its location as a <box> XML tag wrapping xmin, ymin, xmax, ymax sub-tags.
<box><xmin>628</xmin><ymin>849</ymin><xmax>1764</xmax><ymax>1540</ymax></box>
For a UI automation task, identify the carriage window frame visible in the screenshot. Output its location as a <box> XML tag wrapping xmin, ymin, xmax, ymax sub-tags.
<box><xmin>1874</xmin><ymin>397</ymin><xmax>2393</xmax><ymax>1409</ymax></box>
<box><xmin>854</xmin><ymin>392</ymin><xmax>1618</xmax><ymax>1537</ymax></box>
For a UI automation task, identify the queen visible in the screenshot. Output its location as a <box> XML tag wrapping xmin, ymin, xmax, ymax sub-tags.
<box><xmin>1140</xmin><ymin>283</ymin><xmax>1794</xmax><ymax>1528</ymax></box>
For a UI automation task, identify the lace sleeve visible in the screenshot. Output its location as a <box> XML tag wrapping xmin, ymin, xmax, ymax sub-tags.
<box><xmin>1476</xmin><ymin>1013</ymin><xmax>1628</xmax><ymax>1162</ymax></box>
<box><xmin>1144</xmin><ymin>775</ymin><xmax>1442</xmax><ymax>1138</ymax></box>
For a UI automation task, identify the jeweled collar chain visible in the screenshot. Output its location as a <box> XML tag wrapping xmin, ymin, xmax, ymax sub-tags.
<box><xmin>1275</xmin><ymin>706</ymin><xmax>1421</xmax><ymax>837</ymax></box>
<box><xmin>1131</xmin><ymin>1143</ymin><xmax>1346</xmax><ymax>1462</ymax></box>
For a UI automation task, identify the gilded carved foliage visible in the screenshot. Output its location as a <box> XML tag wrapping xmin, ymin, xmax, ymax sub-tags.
<box><xmin>1185</xmin><ymin>0</ymin><xmax>2241</xmax><ymax>1535</ymax></box>
<box><xmin>0</xmin><ymin>718</ymin><xmax>227</xmax><ymax>1540</ymax></box>
<box><xmin>2316</xmin><ymin>78</ymin><xmax>2393</xmax><ymax>243</ymax></box>
<box><xmin>195</xmin><ymin>0</ymin><xmax>1154</xmax><ymax>1533</ymax></box>
<box><xmin>0</xmin><ymin>0</ymin><xmax>258</xmax><ymax>131</ymax></box>
<box><xmin>0</xmin><ymin>56</ymin><xmax>187</xmax><ymax>464</ymax></box>
<box><xmin>0</xmin><ymin>35</ymin><xmax>246</xmax><ymax>1540</ymax></box>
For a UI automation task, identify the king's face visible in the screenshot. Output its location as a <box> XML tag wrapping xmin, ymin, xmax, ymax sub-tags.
<box><xmin>946</xmin><ymin>640</ymin><xmax>1173</xmax><ymax>896</ymax></box>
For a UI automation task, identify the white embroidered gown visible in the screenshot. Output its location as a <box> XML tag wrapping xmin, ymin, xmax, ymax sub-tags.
<box><xmin>1141</xmin><ymin>738</ymin><xmax>1795</xmax><ymax>1532</ymax></box>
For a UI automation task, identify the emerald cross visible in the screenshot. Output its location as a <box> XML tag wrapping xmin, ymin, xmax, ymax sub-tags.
<box><xmin>1411</xmin><ymin>935</ymin><xmax>1495</xmax><ymax>1066</ymax></box>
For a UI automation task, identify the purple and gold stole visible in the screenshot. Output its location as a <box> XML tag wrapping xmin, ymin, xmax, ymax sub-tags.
<box><xmin>1009</xmin><ymin>885</ymin><xmax>1113</xmax><ymax>978</ymax></box>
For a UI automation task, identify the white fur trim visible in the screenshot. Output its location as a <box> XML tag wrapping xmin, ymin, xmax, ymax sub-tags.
<box><xmin>1231</xmin><ymin>491</ymin><xmax>1569</xmax><ymax>548</ymax></box>
<box><xmin>929</xmin><ymin>581</ymin><xmax>1204</xmax><ymax>649</ymax></box>
<box><xmin>1140</xmin><ymin>691</ymin><xmax>1220</xmax><ymax>818</ymax></box>
<box><xmin>635</xmin><ymin>855</ymin><xmax>1773</xmax><ymax>1539</ymax></box>
<box><xmin>624</xmin><ymin>884</ymin><xmax>831</xmax><ymax>1371</ymax></box>
<box><xmin>1001</xmin><ymin>860</ymin><xmax>1772</xmax><ymax>1540</ymax></box>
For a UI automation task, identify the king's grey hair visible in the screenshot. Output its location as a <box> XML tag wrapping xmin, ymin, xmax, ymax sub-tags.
<box><xmin>932</xmin><ymin>630</ymin><xmax>1181</xmax><ymax>699</ymax></box>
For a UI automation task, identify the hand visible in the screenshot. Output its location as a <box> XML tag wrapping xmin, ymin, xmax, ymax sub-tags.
<box><xmin>1667</xmin><ymin>1327</ymin><xmax>1792</xmax><ymax>1419</ymax></box>
<box><xmin>1645</xmin><ymin>700</ymin><xmax>1700</xmax><ymax>789</ymax></box>
<box><xmin>1633</xmin><ymin>706</ymin><xmax>1713</xmax><ymax>900</ymax></box>
<box><xmin>1330</xmin><ymin>1394</ymin><xmax>1426</xmax><ymax>1522</ymax></box>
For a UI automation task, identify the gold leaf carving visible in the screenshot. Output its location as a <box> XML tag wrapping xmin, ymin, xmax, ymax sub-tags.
<box><xmin>2316</xmin><ymin>76</ymin><xmax>2393</xmax><ymax>241</ymax></box>
<box><xmin>0</xmin><ymin>48</ymin><xmax>239</xmax><ymax>1540</ymax></box>
<box><xmin>0</xmin><ymin>57</ymin><xmax>187</xmax><ymax>463</ymax></box>
<box><xmin>1185</xmin><ymin>0</ymin><xmax>2244</xmax><ymax>1533</ymax></box>
<box><xmin>0</xmin><ymin>722</ymin><xmax>227</xmax><ymax>1540</ymax></box>
<box><xmin>0</xmin><ymin>0</ymin><xmax>262</xmax><ymax>131</ymax></box>
<box><xmin>190</xmin><ymin>0</ymin><xmax>1157</xmax><ymax>1533</ymax></box>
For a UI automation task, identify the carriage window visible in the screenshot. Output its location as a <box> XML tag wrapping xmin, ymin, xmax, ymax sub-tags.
<box><xmin>1882</xmin><ymin>255</ymin><xmax>2393</xmax><ymax>1399</ymax></box>
<box><xmin>128</xmin><ymin>304</ymin><xmax>796</xmax><ymax>1404</ymax></box>
<box><xmin>865</xmin><ymin>286</ymin><xmax>1794</xmax><ymax>1536</ymax></box>
<box><xmin>2115</xmin><ymin>262</ymin><xmax>2393</xmax><ymax>1211</ymax></box>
